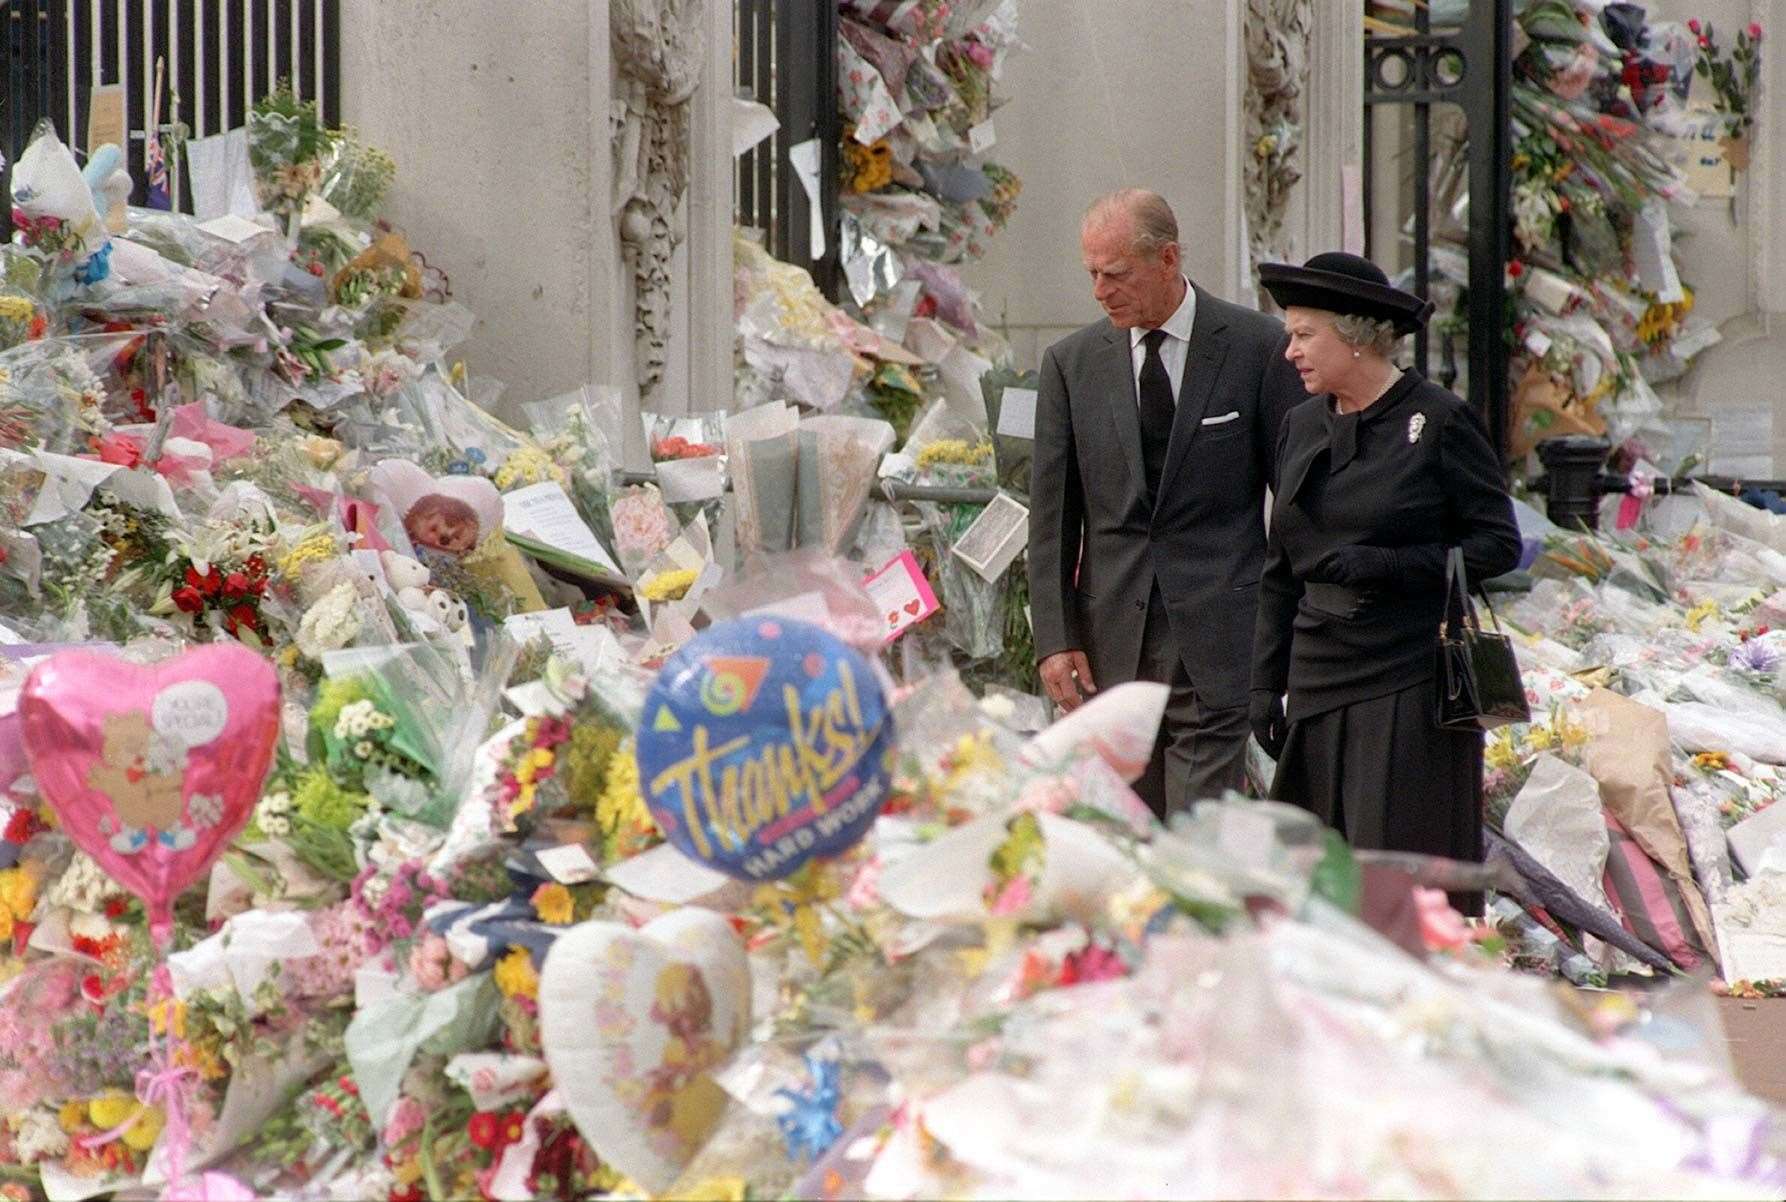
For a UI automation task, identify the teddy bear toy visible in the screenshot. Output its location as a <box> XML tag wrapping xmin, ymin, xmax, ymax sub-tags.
<box><xmin>378</xmin><ymin>550</ymin><xmax>469</xmax><ymax>638</ymax></box>
<box><xmin>86</xmin><ymin>712</ymin><xmax>193</xmax><ymax>853</ymax></box>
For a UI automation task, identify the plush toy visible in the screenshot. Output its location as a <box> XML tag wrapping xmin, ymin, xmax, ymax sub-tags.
<box><xmin>81</xmin><ymin>143</ymin><xmax>134</xmax><ymax>217</ymax></box>
<box><xmin>423</xmin><ymin>588</ymin><xmax>468</xmax><ymax>633</ymax></box>
<box><xmin>86</xmin><ymin>712</ymin><xmax>191</xmax><ymax>852</ymax></box>
<box><xmin>379</xmin><ymin>550</ymin><xmax>433</xmax><ymax>611</ymax></box>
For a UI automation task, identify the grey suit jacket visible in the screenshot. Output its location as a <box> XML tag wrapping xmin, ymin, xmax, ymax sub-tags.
<box><xmin>1026</xmin><ymin>285</ymin><xmax>1307</xmax><ymax>710</ymax></box>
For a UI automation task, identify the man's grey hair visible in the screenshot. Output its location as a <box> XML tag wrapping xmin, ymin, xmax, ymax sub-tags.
<box><xmin>1330</xmin><ymin>312</ymin><xmax>1401</xmax><ymax>357</ymax></box>
<box><xmin>1083</xmin><ymin>189</ymin><xmax>1179</xmax><ymax>259</ymax></box>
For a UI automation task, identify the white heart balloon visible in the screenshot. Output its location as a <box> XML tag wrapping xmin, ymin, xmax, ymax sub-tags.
<box><xmin>538</xmin><ymin>909</ymin><xmax>751</xmax><ymax>1194</ymax></box>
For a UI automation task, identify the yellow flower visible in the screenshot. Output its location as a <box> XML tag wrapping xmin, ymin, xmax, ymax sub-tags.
<box><xmin>0</xmin><ymin>296</ymin><xmax>36</xmax><ymax>321</ymax></box>
<box><xmin>1523</xmin><ymin>724</ymin><xmax>1554</xmax><ymax>753</ymax></box>
<box><xmin>681</xmin><ymin>1178</ymin><xmax>748</xmax><ymax>1202</ymax></box>
<box><xmin>1694</xmin><ymin>751</ymin><xmax>1731</xmax><ymax>772</ymax></box>
<box><xmin>278</xmin><ymin>531</ymin><xmax>338</xmax><ymax>576</ymax></box>
<box><xmin>595</xmin><ymin>740</ymin><xmax>658</xmax><ymax>860</ymax></box>
<box><xmin>87</xmin><ymin>1091</ymin><xmax>137</xmax><ymax>1130</ymax></box>
<box><xmin>58</xmin><ymin>1102</ymin><xmax>87</xmax><ymax>1133</ymax></box>
<box><xmin>1684</xmin><ymin>600</ymin><xmax>1720</xmax><ymax>632</ymax></box>
<box><xmin>122</xmin><ymin>1105</ymin><xmax>164</xmax><ymax>1152</ymax></box>
<box><xmin>640</xmin><ymin>567</ymin><xmax>699</xmax><ymax>603</ymax></box>
<box><xmin>299</xmin><ymin>435</ymin><xmax>344</xmax><ymax>470</ymax></box>
<box><xmin>1484</xmin><ymin>731</ymin><xmax>1521</xmax><ymax>772</ymax></box>
<box><xmin>493</xmin><ymin>446</ymin><xmax>562</xmax><ymax>491</ymax></box>
<box><xmin>752</xmin><ymin>864</ymin><xmax>841</xmax><ymax>967</ymax></box>
<box><xmin>148</xmin><ymin>998</ymin><xmax>187</xmax><ymax>1040</ymax></box>
<box><xmin>0</xmin><ymin>866</ymin><xmax>36</xmax><ymax>923</ymax></box>
<box><xmin>494</xmin><ymin>947</ymin><xmax>539</xmax><ymax>999</ymax></box>
<box><xmin>915</xmin><ymin>438</ymin><xmax>994</xmax><ymax>471</ymax></box>
<box><xmin>531</xmin><ymin>882</ymin><xmax>575</xmax><ymax>925</ymax></box>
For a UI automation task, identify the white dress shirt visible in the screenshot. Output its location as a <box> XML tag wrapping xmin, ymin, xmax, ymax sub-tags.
<box><xmin>1128</xmin><ymin>277</ymin><xmax>1196</xmax><ymax>405</ymax></box>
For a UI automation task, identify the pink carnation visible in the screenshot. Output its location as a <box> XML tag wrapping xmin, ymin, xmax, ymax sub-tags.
<box><xmin>383</xmin><ymin>1096</ymin><xmax>427</xmax><ymax>1147</ymax></box>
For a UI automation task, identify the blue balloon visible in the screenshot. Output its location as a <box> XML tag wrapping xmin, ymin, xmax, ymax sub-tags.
<box><xmin>635</xmin><ymin>617</ymin><xmax>894</xmax><ymax>881</ymax></box>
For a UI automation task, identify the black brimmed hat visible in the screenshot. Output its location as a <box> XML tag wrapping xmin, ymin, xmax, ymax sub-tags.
<box><xmin>1258</xmin><ymin>252</ymin><xmax>1435</xmax><ymax>335</ymax></box>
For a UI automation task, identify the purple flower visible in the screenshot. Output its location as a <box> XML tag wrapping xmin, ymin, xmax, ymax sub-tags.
<box><xmin>1731</xmin><ymin>641</ymin><xmax>1782</xmax><ymax>674</ymax></box>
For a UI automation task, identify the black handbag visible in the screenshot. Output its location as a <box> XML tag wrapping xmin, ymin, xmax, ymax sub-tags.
<box><xmin>1437</xmin><ymin>547</ymin><xmax>1531</xmax><ymax>731</ymax></box>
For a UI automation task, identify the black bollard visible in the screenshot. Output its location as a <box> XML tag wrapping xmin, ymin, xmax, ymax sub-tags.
<box><xmin>1537</xmin><ymin>435</ymin><xmax>1613</xmax><ymax>531</ymax></box>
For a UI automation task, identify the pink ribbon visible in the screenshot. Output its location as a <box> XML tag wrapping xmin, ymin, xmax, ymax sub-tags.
<box><xmin>169</xmin><ymin>404</ymin><xmax>256</xmax><ymax>463</ymax></box>
<box><xmin>79</xmin><ymin>968</ymin><xmax>198</xmax><ymax>1192</ymax></box>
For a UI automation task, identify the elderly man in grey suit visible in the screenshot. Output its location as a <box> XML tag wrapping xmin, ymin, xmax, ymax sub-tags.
<box><xmin>1028</xmin><ymin>188</ymin><xmax>1306</xmax><ymax>816</ymax></box>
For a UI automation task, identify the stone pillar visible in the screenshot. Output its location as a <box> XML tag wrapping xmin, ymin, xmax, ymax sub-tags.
<box><xmin>338</xmin><ymin>0</ymin><xmax>622</xmax><ymax>422</ymax></box>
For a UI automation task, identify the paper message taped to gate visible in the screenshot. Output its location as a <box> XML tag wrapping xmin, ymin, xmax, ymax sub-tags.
<box><xmin>952</xmin><ymin>492</ymin><xmax>1030</xmax><ymax>584</ymax></box>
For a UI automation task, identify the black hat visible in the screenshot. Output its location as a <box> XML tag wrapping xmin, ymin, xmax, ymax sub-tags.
<box><xmin>1257</xmin><ymin>252</ymin><xmax>1435</xmax><ymax>335</ymax></box>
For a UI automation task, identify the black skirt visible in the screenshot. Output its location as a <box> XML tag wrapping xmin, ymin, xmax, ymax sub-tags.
<box><xmin>1269</xmin><ymin>673</ymin><xmax>1483</xmax><ymax>874</ymax></box>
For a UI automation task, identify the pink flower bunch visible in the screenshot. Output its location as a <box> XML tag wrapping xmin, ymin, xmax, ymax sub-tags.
<box><xmin>407</xmin><ymin>932</ymin><xmax>469</xmax><ymax>992</ymax></box>
<box><xmin>1057</xmin><ymin>941</ymin><xmax>1127</xmax><ymax>986</ymax></box>
<box><xmin>382</xmin><ymin>1095</ymin><xmax>428</xmax><ymax>1148</ymax></box>
<box><xmin>0</xmin><ymin>960</ymin><xmax>81</xmax><ymax>1104</ymax></box>
<box><xmin>285</xmin><ymin>900</ymin><xmax>384</xmax><ymax>999</ymax></box>
<box><xmin>962</xmin><ymin>39</ymin><xmax>996</xmax><ymax>70</ymax></box>
<box><xmin>351</xmin><ymin>858</ymin><xmax>452</xmax><ymax>943</ymax></box>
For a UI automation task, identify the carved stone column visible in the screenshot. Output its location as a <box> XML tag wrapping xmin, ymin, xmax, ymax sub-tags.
<box><xmin>1242</xmin><ymin>0</ymin><xmax>1313</xmax><ymax>274</ymax></box>
<box><xmin>611</xmin><ymin>0</ymin><xmax>704</xmax><ymax>406</ymax></box>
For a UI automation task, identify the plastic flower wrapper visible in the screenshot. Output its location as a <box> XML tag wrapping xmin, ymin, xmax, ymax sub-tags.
<box><xmin>634</xmin><ymin>511</ymin><xmax>720</xmax><ymax>642</ymax></box>
<box><xmin>387</xmin><ymin>370</ymin><xmax>532</xmax><ymax>485</ymax></box>
<box><xmin>881</xmin><ymin>670</ymin><xmax>1028</xmax><ymax>823</ymax></box>
<box><xmin>643</xmin><ymin>409</ymin><xmax>730</xmax><ymax>537</ymax></box>
<box><xmin>899</xmin><ymin>403</ymin><xmax>1002</xmax><ymax>659</ymax></box>
<box><xmin>0</xmin><ymin>330</ymin><xmax>154</xmax><ymax>450</ymax></box>
<box><xmin>797</xmin><ymin>414</ymin><xmax>896</xmax><ymax>555</ymax></box>
<box><xmin>979</xmin><ymin>365</ymin><xmax>1036</xmax><ymax>495</ymax></box>
<box><xmin>311</xmin><ymin>634</ymin><xmax>519</xmax><ymax>831</ymax></box>
<box><xmin>608</xmin><ymin>482</ymin><xmax>678</xmax><ymax>579</ymax></box>
<box><xmin>522</xmin><ymin>384</ymin><xmax>625</xmax><ymax>554</ymax></box>
<box><xmin>10</xmin><ymin>122</ymin><xmax>110</xmax><ymax>282</ymax></box>
<box><xmin>246</xmin><ymin>81</ymin><xmax>339</xmax><ymax>230</ymax></box>
<box><xmin>877</xmin><ymin>805</ymin><xmax>1131</xmax><ymax>929</ymax></box>
<box><xmin>317</xmin><ymin>128</ymin><xmax>396</xmax><ymax>223</ymax></box>
<box><xmin>725</xmin><ymin>401</ymin><xmax>801</xmax><ymax>557</ymax></box>
<box><xmin>698</xmin><ymin>547</ymin><xmax>888</xmax><ymax>655</ymax></box>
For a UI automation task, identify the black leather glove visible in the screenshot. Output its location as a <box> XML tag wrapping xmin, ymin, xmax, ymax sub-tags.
<box><xmin>1311</xmin><ymin>545</ymin><xmax>1399</xmax><ymax>588</ymax></box>
<box><xmin>1249</xmin><ymin>690</ymin><xmax>1288</xmax><ymax>760</ymax></box>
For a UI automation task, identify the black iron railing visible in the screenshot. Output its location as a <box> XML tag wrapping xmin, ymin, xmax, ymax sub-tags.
<box><xmin>735</xmin><ymin>0</ymin><xmax>841</xmax><ymax>297</ymax></box>
<box><xmin>1364</xmin><ymin>0</ymin><xmax>1514</xmax><ymax>460</ymax></box>
<box><xmin>0</xmin><ymin>0</ymin><xmax>339</xmax><ymax>211</ymax></box>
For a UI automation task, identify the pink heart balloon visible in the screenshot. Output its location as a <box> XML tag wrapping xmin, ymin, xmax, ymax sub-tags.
<box><xmin>19</xmin><ymin>645</ymin><xmax>280</xmax><ymax>945</ymax></box>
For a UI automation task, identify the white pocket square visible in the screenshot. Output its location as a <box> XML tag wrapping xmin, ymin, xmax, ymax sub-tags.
<box><xmin>1201</xmin><ymin>410</ymin><xmax>1241</xmax><ymax>426</ymax></box>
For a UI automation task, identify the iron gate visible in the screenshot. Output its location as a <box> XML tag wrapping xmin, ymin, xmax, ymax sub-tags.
<box><xmin>1363</xmin><ymin>0</ymin><xmax>1514</xmax><ymax>459</ymax></box>
<box><xmin>734</xmin><ymin>0</ymin><xmax>840</xmax><ymax>297</ymax></box>
<box><xmin>0</xmin><ymin>0</ymin><xmax>339</xmax><ymax>211</ymax></box>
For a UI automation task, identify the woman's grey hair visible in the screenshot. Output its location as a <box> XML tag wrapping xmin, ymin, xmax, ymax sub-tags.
<box><xmin>1330</xmin><ymin>312</ymin><xmax>1402</xmax><ymax>357</ymax></box>
<box><xmin>1083</xmin><ymin>189</ymin><xmax>1179</xmax><ymax>259</ymax></box>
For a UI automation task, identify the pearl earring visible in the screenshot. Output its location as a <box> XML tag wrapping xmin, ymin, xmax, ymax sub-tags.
<box><xmin>1352</xmin><ymin>350</ymin><xmax>1361</xmax><ymax>359</ymax></box>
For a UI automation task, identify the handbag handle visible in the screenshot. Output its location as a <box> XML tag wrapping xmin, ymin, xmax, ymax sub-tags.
<box><xmin>1442</xmin><ymin>546</ymin><xmax>1508</xmax><ymax>636</ymax></box>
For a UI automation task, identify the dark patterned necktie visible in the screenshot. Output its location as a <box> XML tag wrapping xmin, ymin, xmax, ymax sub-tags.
<box><xmin>1139</xmin><ymin>329</ymin><xmax>1175</xmax><ymax>499</ymax></box>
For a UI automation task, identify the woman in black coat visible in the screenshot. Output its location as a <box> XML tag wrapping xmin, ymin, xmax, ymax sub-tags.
<box><xmin>1249</xmin><ymin>253</ymin><xmax>1521</xmax><ymax>895</ymax></box>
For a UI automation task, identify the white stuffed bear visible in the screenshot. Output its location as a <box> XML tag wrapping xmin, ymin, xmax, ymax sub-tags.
<box><xmin>379</xmin><ymin>550</ymin><xmax>432</xmax><ymax>612</ymax></box>
<box><xmin>424</xmin><ymin>588</ymin><xmax>468</xmax><ymax>633</ymax></box>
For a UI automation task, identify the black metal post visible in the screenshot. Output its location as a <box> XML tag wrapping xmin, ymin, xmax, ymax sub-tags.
<box><xmin>1412</xmin><ymin>4</ymin><xmax>1431</xmax><ymax>376</ymax></box>
<box><xmin>1461</xmin><ymin>0</ymin><xmax>1514</xmax><ymax>461</ymax></box>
